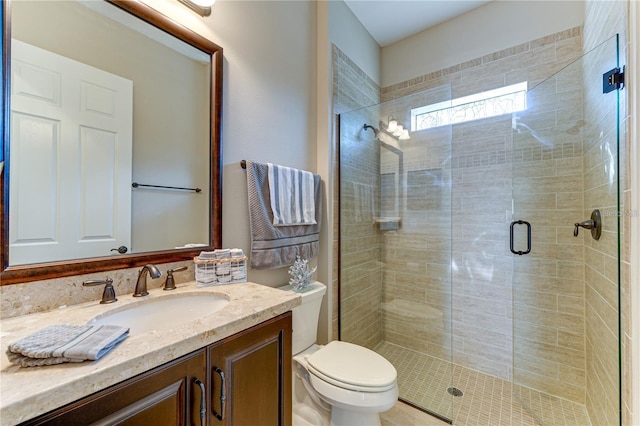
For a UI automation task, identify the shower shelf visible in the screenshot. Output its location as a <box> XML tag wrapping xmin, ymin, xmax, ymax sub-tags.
<box><xmin>374</xmin><ymin>217</ymin><xmax>401</xmax><ymax>231</ymax></box>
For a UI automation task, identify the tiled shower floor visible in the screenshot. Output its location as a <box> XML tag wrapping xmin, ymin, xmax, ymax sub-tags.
<box><xmin>375</xmin><ymin>342</ymin><xmax>592</xmax><ymax>426</ymax></box>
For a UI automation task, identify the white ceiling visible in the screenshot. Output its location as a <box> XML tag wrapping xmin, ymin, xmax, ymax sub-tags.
<box><xmin>344</xmin><ymin>0</ymin><xmax>493</xmax><ymax>47</ymax></box>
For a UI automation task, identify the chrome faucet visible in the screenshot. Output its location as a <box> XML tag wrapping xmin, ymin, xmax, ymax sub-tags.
<box><xmin>133</xmin><ymin>264</ymin><xmax>161</xmax><ymax>297</ymax></box>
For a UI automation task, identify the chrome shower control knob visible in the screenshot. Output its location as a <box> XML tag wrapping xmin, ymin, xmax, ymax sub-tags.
<box><xmin>574</xmin><ymin>209</ymin><xmax>601</xmax><ymax>240</ymax></box>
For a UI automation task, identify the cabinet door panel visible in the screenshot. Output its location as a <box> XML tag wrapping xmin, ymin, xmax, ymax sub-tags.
<box><xmin>22</xmin><ymin>349</ymin><xmax>206</xmax><ymax>426</ymax></box>
<box><xmin>93</xmin><ymin>380</ymin><xmax>183</xmax><ymax>425</ymax></box>
<box><xmin>209</xmin><ymin>312</ymin><xmax>292</xmax><ymax>426</ymax></box>
<box><xmin>229</xmin><ymin>338</ymin><xmax>279</xmax><ymax>424</ymax></box>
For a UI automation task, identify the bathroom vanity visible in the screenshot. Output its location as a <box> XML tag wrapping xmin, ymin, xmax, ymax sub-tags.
<box><xmin>0</xmin><ymin>282</ymin><xmax>299</xmax><ymax>425</ymax></box>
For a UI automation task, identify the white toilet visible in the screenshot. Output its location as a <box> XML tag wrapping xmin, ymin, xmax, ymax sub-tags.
<box><xmin>279</xmin><ymin>281</ymin><xmax>398</xmax><ymax>426</ymax></box>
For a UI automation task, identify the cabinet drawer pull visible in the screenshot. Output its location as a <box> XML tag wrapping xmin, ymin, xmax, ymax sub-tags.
<box><xmin>193</xmin><ymin>378</ymin><xmax>206</xmax><ymax>426</ymax></box>
<box><xmin>212</xmin><ymin>366</ymin><xmax>226</xmax><ymax>421</ymax></box>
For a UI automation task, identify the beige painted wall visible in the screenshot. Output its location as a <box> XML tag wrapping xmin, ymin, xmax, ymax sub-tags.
<box><xmin>328</xmin><ymin>0</ymin><xmax>381</xmax><ymax>86</ymax></box>
<box><xmin>381</xmin><ymin>0</ymin><xmax>584</xmax><ymax>87</ymax></box>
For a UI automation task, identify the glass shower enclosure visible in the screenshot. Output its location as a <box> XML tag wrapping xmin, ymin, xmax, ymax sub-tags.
<box><xmin>338</xmin><ymin>34</ymin><xmax>621</xmax><ymax>425</ymax></box>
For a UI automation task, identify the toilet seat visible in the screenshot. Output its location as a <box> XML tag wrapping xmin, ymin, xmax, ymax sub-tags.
<box><xmin>306</xmin><ymin>341</ymin><xmax>397</xmax><ymax>392</ymax></box>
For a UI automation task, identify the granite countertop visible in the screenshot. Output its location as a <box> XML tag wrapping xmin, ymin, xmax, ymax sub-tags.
<box><xmin>0</xmin><ymin>281</ymin><xmax>300</xmax><ymax>425</ymax></box>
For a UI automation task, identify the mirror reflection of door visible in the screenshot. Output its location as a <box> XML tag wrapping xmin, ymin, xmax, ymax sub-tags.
<box><xmin>9</xmin><ymin>40</ymin><xmax>133</xmax><ymax>265</ymax></box>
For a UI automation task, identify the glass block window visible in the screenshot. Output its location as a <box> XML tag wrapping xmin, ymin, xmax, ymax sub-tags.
<box><xmin>411</xmin><ymin>82</ymin><xmax>527</xmax><ymax>131</ymax></box>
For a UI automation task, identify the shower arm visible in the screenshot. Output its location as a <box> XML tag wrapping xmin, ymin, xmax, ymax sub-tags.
<box><xmin>363</xmin><ymin>123</ymin><xmax>379</xmax><ymax>137</ymax></box>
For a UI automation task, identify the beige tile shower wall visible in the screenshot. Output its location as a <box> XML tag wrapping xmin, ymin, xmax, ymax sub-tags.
<box><xmin>451</xmin><ymin>116</ymin><xmax>515</xmax><ymax>381</ymax></box>
<box><xmin>374</xmin><ymin>85</ymin><xmax>455</xmax><ymax>362</ymax></box>
<box><xmin>582</xmin><ymin>58</ymin><xmax>620</xmax><ymax>426</ymax></box>
<box><xmin>339</xmin><ymin>127</ymin><xmax>383</xmax><ymax>349</ymax></box>
<box><xmin>333</xmin><ymin>46</ymin><xmax>382</xmax><ymax>348</ymax></box>
<box><xmin>381</xmin><ymin>28</ymin><xmax>585</xmax><ymax>392</ymax></box>
<box><xmin>382</xmin><ymin>28</ymin><xmax>582</xmax><ymax>103</ymax></box>
<box><xmin>382</xmin><ymin>125</ymin><xmax>453</xmax><ymax>362</ymax></box>
<box><xmin>582</xmin><ymin>1</ymin><xmax>627</xmax><ymax>423</ymax></box>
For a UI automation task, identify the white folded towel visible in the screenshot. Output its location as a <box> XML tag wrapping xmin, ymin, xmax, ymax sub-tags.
<box><xmin>196</xmin><ymin>277</ymin><xmax>218</xmax><ymax>286</ymax></box>
<box><xmin>216</xmin><ymin>264</ymin><xmax>231</xmax><ymax>275</ymax></box>
<box><xmin>267</xmin><ymin>163</ymin><xmax>316</xmax><ymax>226</ymax></box>
<box><xmin>7</xmin><ymin>324</ymin><xmax>129</xmax><ymax>367</ymax></box>
<box><xmin>230</xmin><ymin>248</ymin><xmax>244</xmax><ymax>258</ymax></box>
<box><xmin>214</xmin><ymin>249</ymin><xmax>231</xmax><ymax>259</ymax></box>
<box><xmin>197</xmin><ymin>269</ymin><xmax>217</xmax><ymax>278</ymax></box>
<box><xmin>198</xmin><ymin>251</ymin><xmax>217</xmax><ymax>260</ymax></box>
<box><xmin>232</xmin><ymin>271</ymin><xmax>246</xmax><ymax>280</ymax></box>
<box><xmin>217</xmin><ymin>275</ymin><xmax>231</xmax><ymax>283</ymax></box>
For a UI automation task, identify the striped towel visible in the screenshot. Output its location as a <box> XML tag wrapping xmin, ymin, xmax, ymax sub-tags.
<box><xmin>267</xmin><ymin>163</ymin><xmax>316</xmax><ymax>226</ymax></box>
<box><xmin>7</xmin><ymin>324</ymin><xmax>129</xmax><ymax>367</ymax></box>
<box><xmin>246</xmin><ymin>161</ymin><xmax>322</xmax><ymax>269</ymax></box>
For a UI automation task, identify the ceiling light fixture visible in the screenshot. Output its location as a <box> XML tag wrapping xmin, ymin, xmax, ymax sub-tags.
<box><xmin>178</xmin><ymin>0</ymin><xmax>214</xmax><ymax>16</ymax></box>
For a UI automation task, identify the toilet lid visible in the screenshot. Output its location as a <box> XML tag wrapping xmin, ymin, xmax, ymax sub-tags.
<box><xmin>306</xmin><ymin>341</ymin><xmax>397</xmax><ymax>391</ymax></box>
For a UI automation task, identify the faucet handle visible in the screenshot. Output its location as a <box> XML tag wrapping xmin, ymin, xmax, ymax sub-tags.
<box><xmin>83</xmin><ymin>278</ymin><xmax>117</xmax><ymax>304</ymax></box>
<box><xmin>164</xmin><ymin>266</ymin><xmax>188</xmax><ymax>291</ymax></box>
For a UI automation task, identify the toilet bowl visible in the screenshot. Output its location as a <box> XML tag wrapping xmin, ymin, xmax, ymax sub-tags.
<box><xmin>296</xmin><ymin>342</ymin><xmax>398</xmax><ymax>425</ymax></box>
<box><xmin>279</xmin><ymin>281</ymin><xmax>398</xmax><ymax>426</ymax></box>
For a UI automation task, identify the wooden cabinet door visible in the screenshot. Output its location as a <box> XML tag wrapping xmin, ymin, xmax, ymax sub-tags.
<box><xmin>22</xmin><ymin>349</ymin><xmax>207</xmax><ymax>426</ymax></box>
<box><xmin>208</xmin><ymin>312</ymin><xmax>292</xmax><ymax>426</ymax></box>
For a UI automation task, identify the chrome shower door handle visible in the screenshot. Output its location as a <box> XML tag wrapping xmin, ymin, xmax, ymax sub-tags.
<box><xmin>510</xmin><ymin>220</ymin><xmax>531</xmax><ymax>255</ymax></box>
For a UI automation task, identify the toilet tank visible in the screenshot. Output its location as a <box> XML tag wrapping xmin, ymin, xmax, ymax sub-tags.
<box><xmin>278</xmin><ymin>281</ymin><xmax>326</xmax><ymax>355</ymax></box>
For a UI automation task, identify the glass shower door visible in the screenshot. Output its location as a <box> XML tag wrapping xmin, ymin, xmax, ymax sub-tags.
<box><xmin>511</xmin><ymin>35</ymin><xmax>621</xmax><ymax>425</ymax></box>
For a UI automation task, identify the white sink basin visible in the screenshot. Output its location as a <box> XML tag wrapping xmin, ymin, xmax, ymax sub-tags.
<box><xmin>88</xmin><ymin>293</ymin><xmax>230</xmax><ymax>334</ymax></box>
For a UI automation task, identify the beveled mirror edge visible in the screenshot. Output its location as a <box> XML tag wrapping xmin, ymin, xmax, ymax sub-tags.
<box><xmin>0</xmin><ymin>0</ymin><xmax>223</xmax><ymax>286</ymax></box>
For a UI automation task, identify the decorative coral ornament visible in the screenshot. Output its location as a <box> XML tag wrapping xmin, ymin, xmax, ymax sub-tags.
<box><xmin>288</xmin><ymin>256</ymin><xmax>317</xmax><ymax>292</ymax></box>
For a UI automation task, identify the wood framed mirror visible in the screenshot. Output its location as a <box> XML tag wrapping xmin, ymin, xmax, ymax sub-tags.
<box><xmin>1</xmin><ymin>0</ymin><xmax>222</xmax><ymax>285</ymax></box>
